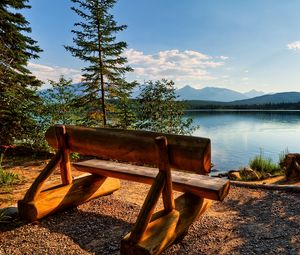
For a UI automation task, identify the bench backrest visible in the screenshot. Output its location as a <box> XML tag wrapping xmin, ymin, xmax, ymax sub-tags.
<box><xmin>45</xmin><ymin>125</ymin><xmax>211</xmax><ymax>174</ymax></box>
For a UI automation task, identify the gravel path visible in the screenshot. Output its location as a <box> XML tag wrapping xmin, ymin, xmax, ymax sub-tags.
<box><xmin>1</xmin><ymin>183</ymin><xmax>300</xmax><ymax>255</ymax></box>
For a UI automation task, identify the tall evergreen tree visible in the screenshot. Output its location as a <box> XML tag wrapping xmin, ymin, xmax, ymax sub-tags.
<box><xmin>0</xmin><ymin>0</ymin><xmax>42</xmax><ymax>145</ymax></box>
<box><xmin>65</xmin><ymin>0</ymin><xmax>134</xmax><ymax>127</ymax></box>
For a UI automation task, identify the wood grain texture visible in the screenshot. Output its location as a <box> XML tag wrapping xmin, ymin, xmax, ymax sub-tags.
<box><xmin>121</xmin><ymin>193</ymin><xmax>211</xmax><ymax>255</ymax></box>
<box><xmin>23</xmin><ymin>150</ymin><xmax>62</xmax><ymax>202</ymax></box>
<box><xmin>45</xmin><ymin>125</ymin><xmax>211</xmax><ymax>174</ymax></box>
<box><xmin>73</xmin><ymin>159</ymin><xmax>230</xmax><ymax>201</ymax></box>
<box><xmin>129</xmin><ymin>172</ymin><xmax>166</xmax><ymax>243</ymax></box>
<box><xmin>122</xmin><ymin>210</ymin><xmax>180</xmax><ymax>255</ymax></box>
<box><xmin>55</xmin><ymin>125</ymin><xmax>72</xmax><ymax>185</ymax></box>
<box><xmin>18</xmin><ymin>175</ymin><xmax>120</xmax><ymax>222</ymax></box>
<box><xmin>155</xmin><ymin>136</ymin><xmax>175</xmax><ymax>212</ymax></box>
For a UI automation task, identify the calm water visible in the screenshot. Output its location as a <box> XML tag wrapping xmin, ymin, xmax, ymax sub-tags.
<box><xmin>186</xmin><ymin>110</ymin><xmax>300</xmax><ymax>173</ymax></box>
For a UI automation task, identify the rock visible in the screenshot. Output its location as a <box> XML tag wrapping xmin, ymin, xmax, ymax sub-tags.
<box><xmin>228</xmin><ymin>171</ymin><xmax>241</xmax><ymax>180</ymax></box>
<box><xmin>0</xmin><ymin>206</ymin><xmax>18</xmax><ymax>222</ymax></box>
<box><xmin>0</xmin><ymin>206</ymin><xmax>18</xmax><ymax>217</ymax></box>
<box><xmin>264</xmin><ymin>173</ymin><xmax>272</xmax><ymax>179</ymax></box>
<box><xmin>241</xmin><ymin>167</ymin><xmax>260</xmax><ymax>181</ymax></box>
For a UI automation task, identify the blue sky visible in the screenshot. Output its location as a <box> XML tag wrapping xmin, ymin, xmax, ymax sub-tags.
<box><xmin>24</xmin><ymin>0</ymin><xmax>300</xmax><ymax>93</ymax></box>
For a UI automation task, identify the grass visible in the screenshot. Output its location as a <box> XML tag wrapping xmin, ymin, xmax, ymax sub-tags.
<box><xmin>249</xmin><ymin>149</ymin><xmax>284</xmax><ymax>177</ymax></box>
<box><xmin>0</xmin><ymin>153</ymin><xmax>21</xmax><ymax>185</ymax></box>
<box><xmin>279</xmin><ymin>148</ymin><xmax>289</xmax><ymax>167</ymax></box>
<box><xmin>232</xmin><ymin>149</ymin><xmax>287</xmax><ymax>182</ymax></box>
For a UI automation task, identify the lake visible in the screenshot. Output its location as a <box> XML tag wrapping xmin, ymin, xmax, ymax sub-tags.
<box><xmin>186</xmin><ymin>110</ymin><xmax>300</xmax><ymax>173</ymax></box>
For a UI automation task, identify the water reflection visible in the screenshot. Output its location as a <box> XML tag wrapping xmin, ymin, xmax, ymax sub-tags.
<box><xmin>187</xmin><ymin>110</ymin><xmax>300</xmax><ymax>172</ymax></box>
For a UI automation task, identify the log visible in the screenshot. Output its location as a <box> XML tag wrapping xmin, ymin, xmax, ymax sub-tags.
<box><xmin>129</xmin><ymin>172</ymin><xmax>166</xmax><ymax>243</ymax></box>
<box><xmin>281</xmin><ymin>153</ymin><xmax>300</xmax><ymax>180</ymax></box>
<box><xmin>45</xmin><ymin>125</ymin><xmax>211</xmax><ymax>174</ymax></box>
<box><xmin>18</xmin><ymin>174</ymin><xmax>120</xmax><ymax>222</ymax></box>
<box><xmin>155</xmin><ymin>136</ymin><xmax>175</xmax><ymax>212</ymax></box>
<box><xmin>231</xmin><ymin>180</ymin><xmax>300</xmax><ymax>192</ymax></box>
<box><xmin>55</xmin><ymin>125</ymin><xmax>72</xmax><ymax>185</ymax></box>
<box><xmin>23</xmin><ymin>151</ymin><xmax>62</xmax><ymax>202</ymax></box>
<box><xmin>121</xmin><ymin>193</ymin><xmax>211</xmax><ymax>255</ymax></box>
<box><xmin>73</xmin><ymin>159</ymin><xmax>230</xmax><ymax>201</ymax></box>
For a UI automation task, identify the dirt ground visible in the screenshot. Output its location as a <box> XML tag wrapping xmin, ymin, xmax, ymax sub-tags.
<box><xmin>1</xmin><ymin>158</ymin><xmax>300</xmax><ymax>254</ymax></box>
<box><xmin>1</xmin><ymin>157</ymin><xmax>299</xmax><ymax>209</ymax></box>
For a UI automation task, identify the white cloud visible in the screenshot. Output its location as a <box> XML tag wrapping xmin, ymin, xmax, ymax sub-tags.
<box><xmin>124</xmin><ymin>49</ymin><xmax>226</xmax><ymax>88</ymax></box>
<box><xmin>287</xmin><ymin>41</ymin><xmax>300</xmax><ymax>51</ymax></box>
<box><xmin>28</xmin><ymin>62</ymin><xmax>83</xmax><ymax>88</ymax></box>
<box><xmin>28</xmin><ymin>49</ymin><xmax>228</xmax><ymax>89</ymax></box>
<box><xmin>219</xmin><ymin>56</ymin><xmax>229</xmax><ymax>60</ymax></box>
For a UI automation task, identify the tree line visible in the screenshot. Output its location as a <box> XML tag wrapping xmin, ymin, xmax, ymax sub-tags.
<box><xmin>185</xmin><ymin>101</ymin><xmax>300</xmax><ymax>110</ymax></box>
<box><xmin>0</xmin><ymin>0</ymin><xmax>193</xmax><ymax>150</ymax></box>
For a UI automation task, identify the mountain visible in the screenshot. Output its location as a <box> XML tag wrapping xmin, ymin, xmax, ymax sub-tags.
<box><xmin>229</xmin><ymin>92</ymin><xmax>300</xmax><ymax>105</ymax></box>
<box><xmin>176</xmin><ymin>85</ymin><xmax>248</xmax><ymax>102</ymax></box>
<box><xmin>39</xmin><ymin>83</ymin><xmax>85</xmax><ymax>97</ymax></box>
<box><xmin>243</xmin><ymin>89</ymin><xmax>264</xmax><ymax>98</ymax></box>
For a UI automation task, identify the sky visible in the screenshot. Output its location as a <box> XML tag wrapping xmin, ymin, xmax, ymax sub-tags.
<box><xmin>23</xmin><ymin>0</ymin><xmax>300</xmax><ymax>93</ymax></box>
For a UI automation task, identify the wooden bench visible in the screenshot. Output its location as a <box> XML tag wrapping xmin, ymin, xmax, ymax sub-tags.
<box><xmin>18</xmin><ymin>125</ymin><xmax>230</xmax><ymax>255</ymax></box>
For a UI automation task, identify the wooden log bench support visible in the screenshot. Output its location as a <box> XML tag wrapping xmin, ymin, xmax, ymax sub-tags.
<box><xmin>18</xmin><ymin>125</ymin><xmax>230</xmax><ymax>255</ymax></box>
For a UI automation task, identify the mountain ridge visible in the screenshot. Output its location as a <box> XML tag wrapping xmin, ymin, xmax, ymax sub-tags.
<box><xmin>176</xmin><ymin>85</ymin><xmax>265</xmax><ymax>102</ymax></box>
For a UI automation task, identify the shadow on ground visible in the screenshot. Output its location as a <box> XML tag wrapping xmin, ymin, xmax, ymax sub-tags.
<box><xmin>165</xmin><ymin>187</ymin><xmax>300</xmax><ymax>255</ymax></box>
<box><xmin>1</xmin><ymin>187</ymin><xmax>300</xmax><ymax>255</ymax></box>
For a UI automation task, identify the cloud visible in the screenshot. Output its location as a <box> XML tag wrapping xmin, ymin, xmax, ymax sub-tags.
<box><xmin>124</xmin><ymin>49</ymin><xmax>227</xmax><ymax>88</ymax></box>
<box><xmin>28</xmin><ymin>49</ymin><xmax>228</xmax><ymax>89</ymax></box>
<box><xmin>219</xmin><ymin>56</ymin><xmax>229</xmax><ymax>60</ymax></box>
<box><xmin>287</xmin><ymin>41</ymin><xmax>300</xmax><ymax>51</ymax></box>
<box><xmin>28</xmin><ymin>62</ymin><xmax>83</xmax><ymax>88</ymax></box>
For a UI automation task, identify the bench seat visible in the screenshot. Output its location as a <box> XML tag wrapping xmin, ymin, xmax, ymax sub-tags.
<box><xmin>18</xmin><ymin>125</ymin><xmax>230</xmax><ymax>255</ymax></box>
<box><xmin>73</xmin><ymin>159</ymin><xmax>229</xmax><ymax>201</ymax></box>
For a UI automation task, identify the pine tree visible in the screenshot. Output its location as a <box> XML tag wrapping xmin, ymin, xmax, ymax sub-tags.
<box><xmin>0</xmin><ymin>0</ymin><xmax>42</xmax><ymax>145</ymax></box>
<box><xmin>65</xmin><ymin>0</ymin><xmax>134</xmax><ymax>127</ymax></box>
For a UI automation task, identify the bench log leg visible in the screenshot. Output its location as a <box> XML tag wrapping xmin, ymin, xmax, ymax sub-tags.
<box><xmin>18</xmin><ymin>174</ymin><xmax>120</xmax><ymax>222</ymax></box>
<box><xmin>121</xmin><ymin>192</ymin><xmax>211</xmax><ymax>255</ymax></box>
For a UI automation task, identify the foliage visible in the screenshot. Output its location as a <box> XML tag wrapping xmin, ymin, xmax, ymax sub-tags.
<box><xmin>0</xmin><ymin>0</ymin><xmax>42</xmax><ymax>146</ymax></box>
<box><xmin>71</xmin><ymin>152</ymin><xmax>81</xmax><ymax>161</ymax></box>
<box><xmin>65</xmin><ymin>0</ymin><xmax>135</xmax><ymax>127</ymax></box>
<box><xmin>249</xmin><ymin>149</ymin><xmax>282</xmax><ymax>175</ymax></box>
<box><xmin>135</xmin><ymin>79</ymin><xmax>195</xmax><ymax>135</ymax></box>
<box><xmin>28</xmin><ymin>76</ymin><xmax>87</xmax><ymax>149</ymax></box>
<box><xmin>185</xmin><ymin>100</ymin><xmax>300</xmax><ymax>110</ymax></box>
<box><xmin>40</xmin><ymin>76</ymin><xmax>86</xmax><ymax>125</ymax></box>
<box><xmin>110</xmin><ymin>80</ymin><xmax>138</xmax><ymax>129</ymax></box>
<box><xmin>0</xmin><ymin>153</ymin><xmax>21</xmax><ymax>185</ymax></box>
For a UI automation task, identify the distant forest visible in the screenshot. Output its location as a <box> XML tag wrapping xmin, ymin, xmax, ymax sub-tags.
<box><xmin>184</xmin><ymin>101</ymin><xmax>300</xmax><ymax>110</ymax></box>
